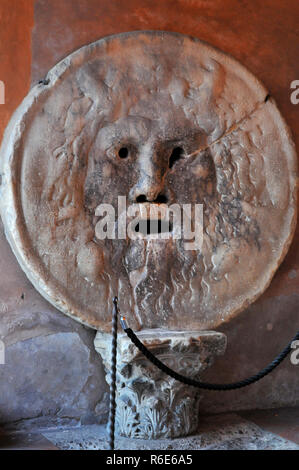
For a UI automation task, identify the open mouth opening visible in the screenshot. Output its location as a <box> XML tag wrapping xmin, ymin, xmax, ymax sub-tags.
<box><xmin>135</xmin><ymin>219</ymin><xmax>173</xmax><ymax>236</ymax></box>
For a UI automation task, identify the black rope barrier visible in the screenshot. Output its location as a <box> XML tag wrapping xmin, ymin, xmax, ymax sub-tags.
<box><xmin>108</xmin><ymin>298</ymin><xmax>298</xmax><ymax>448</ymax></box>
<box><xmin>108</xmin><ymin>297</ymin><xmax>118</xmax><ymax>450</ymax></box>
<box><xmin>119</xmin><ymin>311</ymin><xmax>299</xmax><ymax>391</ymax></box>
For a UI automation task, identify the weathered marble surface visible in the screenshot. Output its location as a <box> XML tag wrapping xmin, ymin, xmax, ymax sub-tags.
<box><xmin>95</xmin><ymin>329</ymin><xmax>226</xmax><ymax>439</ymax></box>
<box><xmin>42</xmin><ymin>414</ymin><xmax>299</xmax><ymax>450</ymax></box>
<box><xmin>0</xmin><ymin>31</ymin><xmax>297</xmax><ymax>333</ymax></box>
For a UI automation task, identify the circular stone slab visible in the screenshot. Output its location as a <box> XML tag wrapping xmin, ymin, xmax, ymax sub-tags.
<box><xmin>0</xmin><ymin>31</ymin><xmax>297</xmax><ymax>332</ymax></box>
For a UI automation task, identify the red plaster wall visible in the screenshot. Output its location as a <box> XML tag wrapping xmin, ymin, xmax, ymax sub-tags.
<box><xmin>0</xmin><ymin>0</ymin><xmax>34</xmax><ymax>142</ymax></box>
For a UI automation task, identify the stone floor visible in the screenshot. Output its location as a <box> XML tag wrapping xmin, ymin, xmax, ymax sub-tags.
<box><xmin>0</xmin><ymin>408</ymin><xmax>298</xmax><ymax>450</ymax></box>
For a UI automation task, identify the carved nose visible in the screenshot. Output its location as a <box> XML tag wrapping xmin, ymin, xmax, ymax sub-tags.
<box><xmin>129</xmin><ymin>144</ymin><xmax>167</xmax><ymax>203</ymax></box>
<box><xmin>129</xmin><ymin>176</ymin><xmax>163</xmax><ymax>203</ymax></box>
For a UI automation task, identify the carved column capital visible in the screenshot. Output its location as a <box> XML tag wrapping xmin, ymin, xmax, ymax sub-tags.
<box><xmin>95</xmin><ymin>329</ymin><xmax>226</xmax><ymax>439</ymax></box>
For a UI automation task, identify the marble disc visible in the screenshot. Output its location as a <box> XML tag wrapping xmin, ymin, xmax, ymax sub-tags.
<box><xmin>0</xmin><ymin>31</ymin><xmax>297</xmax><ymax>332</ymax></box>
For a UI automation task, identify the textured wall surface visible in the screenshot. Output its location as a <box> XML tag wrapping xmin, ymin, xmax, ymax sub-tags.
<box><xmin>0</xmin><ymin>0</ymin><xmax>298</xmax><ymax>428</ymax></box>
<box><xmin>0</xmin><ymin>0</ymin><xmax>33</xmax><ymax>143</ymax></box>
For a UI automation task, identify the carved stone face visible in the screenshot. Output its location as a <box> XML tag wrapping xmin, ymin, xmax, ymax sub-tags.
<box><xmin>0</xmin><ymin>32</ymin><xmax>297</xmax><ymax>332</ymax></box>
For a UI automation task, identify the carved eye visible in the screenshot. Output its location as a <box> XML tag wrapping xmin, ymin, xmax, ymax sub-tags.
<box><xmin>118</xmin><ymin>147</ymin><xmax>129</xmax><ymax>159</ymax></box>
<box><xmin>169</xmin><ymin>147</ymin><xmax>184</xmax><ymax>168</ymax></box>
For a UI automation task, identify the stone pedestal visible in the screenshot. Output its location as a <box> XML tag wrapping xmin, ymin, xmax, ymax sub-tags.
<box><xmin>94</xmin><ymin>329</ymin><xmax>226</xmax><ymax>439</ymax></box>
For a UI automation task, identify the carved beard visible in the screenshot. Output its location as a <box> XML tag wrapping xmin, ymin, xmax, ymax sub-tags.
<box><xmin>120</xmin><ymin>236</ymin><xmax>202</xmax><ymax>328</ymax></box>
<box><xmin>98</xmin><ymin>191</ymin><xmax>259</xmax><ymax>329</ymax></box>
